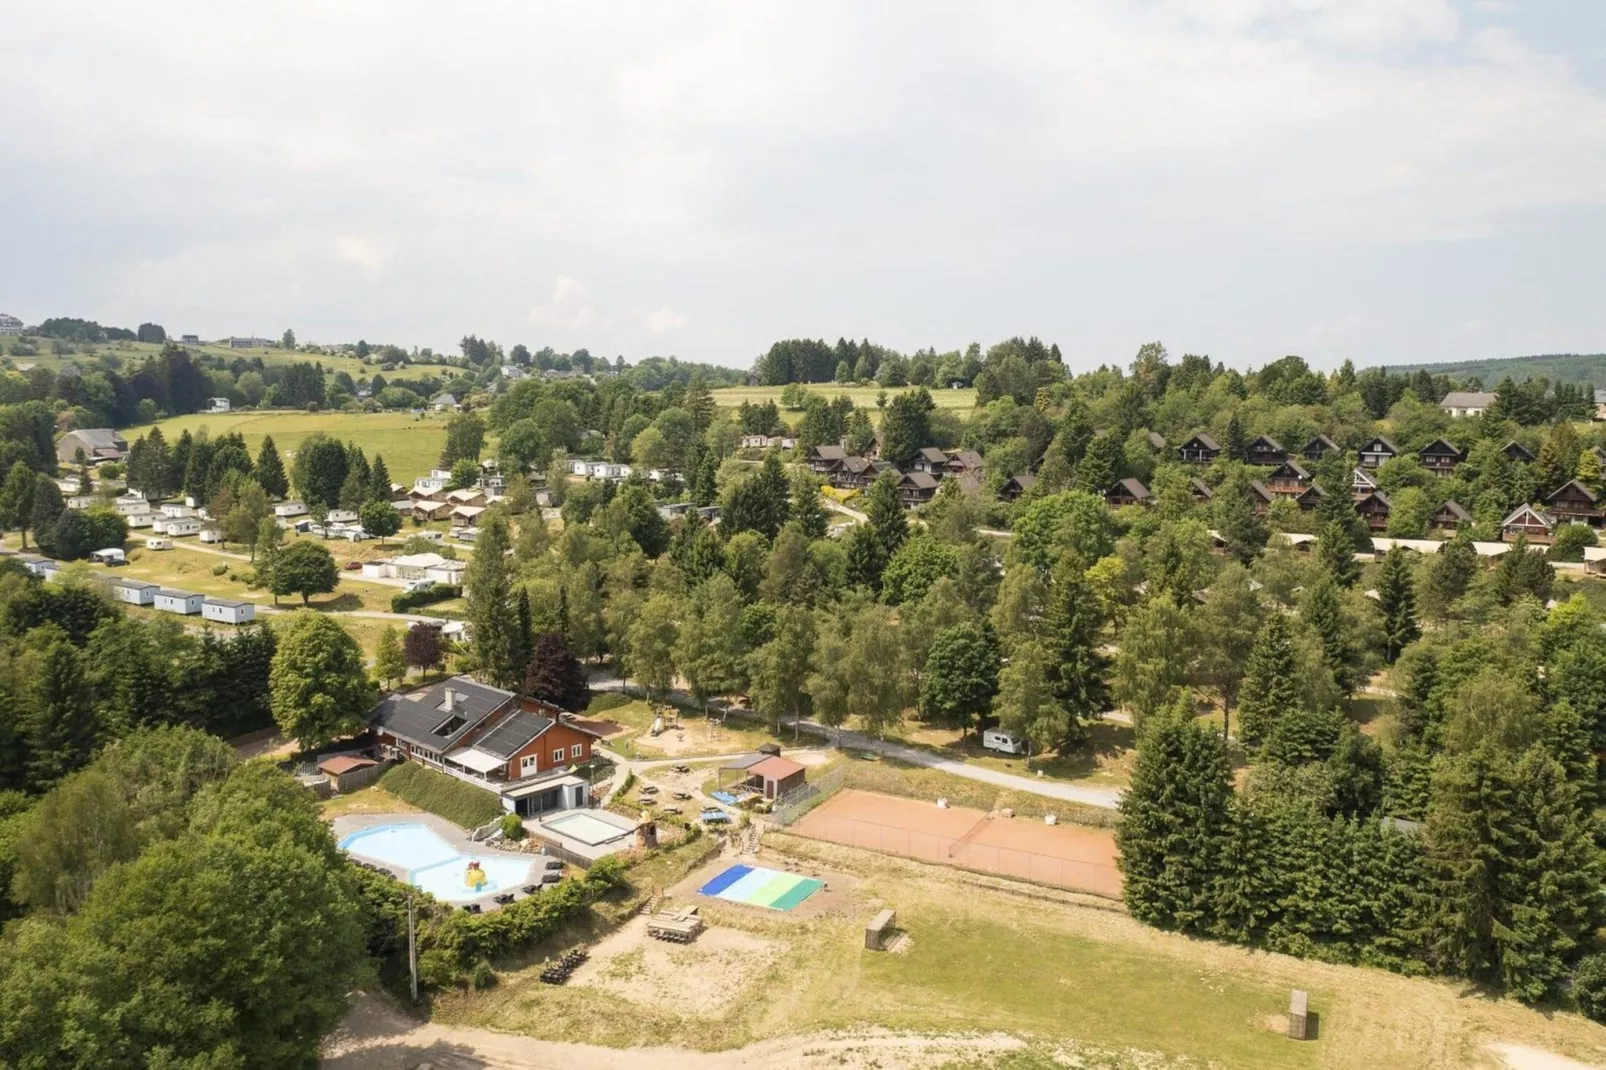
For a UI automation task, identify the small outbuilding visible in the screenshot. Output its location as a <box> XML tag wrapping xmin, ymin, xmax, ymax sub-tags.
<box><xmin>154</xmin><ymin>589</ymin><xmax>204</xmax><ymax>615</ymax></box>
<box><xmin>722</xmin><ymin>753</ymin><xmax>808</xmax><ymax>800</ymax></box>
<box><xmin>201</xmin><ymin>597</ymin><xmax>255</xmax><ymax>625</ymax></box>
<box><xmin>318</xmin><ymin>754</ymin><xmax>380</xmax><ymax>793</ymax></box>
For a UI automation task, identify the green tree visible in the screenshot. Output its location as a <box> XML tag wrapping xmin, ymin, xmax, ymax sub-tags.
<box><xmin>991</xmin><ymin>640</ymin><xmax>1066</xmax><ymax>763</ymax></box>
<box><xmin>674</xmin><ymin>575</ymin><xmax>748</xmax><ymax>711</ymax></box>
<box><xmin>465</xmin><ymin>511</ymin><xmax>518</xmax><ymax>687</ymax></box>
<box><xmin>439</xmin><ymin>410</ymin><xmax>487</xmax><ymax>466</ymax></box>
<box><xmin>29</xmin><ymin>476</ymin><xmax>64</xmax><ymax>556</ymax></box>
<box><xmin>1193</xmin><ymin>563</ymin><xmax>1263</xmax><ymax>734</ymax></box>
<box><xmin>881</xmin><ymin>531</ymin><xmax>960</xmax><ymax>605</ymax></box>
<box><xmin>268</xmin><ymin>611</ymin><xmax>375</xmax><ymax>748</ymax></box>
<box><xmin>1377</xmin><ymin>546</ymin><xmax>1420</xmax><ymax>663</ymax></box>
<box><xmin>1211</xmin><ymin>467</ymin><xmax>1267</xmax><ymax>564</ymax></box>
<box><xmin>375</xmin><ymin>625</ymin><xmax>406</xmax><ymax>688</ymax></box>
<box><xmin>1316</xmin><ymin>518</ymin><xmax>1362</xmax><ymax>589</ymax></box>
<box><xmin>789</xmin><ymin>469</ymin><xmax>830</xmax><ymax>540</ymax></box>
<box><xmin>1300</xmin><ymin>574</ymin><xmax>1356</xmax><ymax>693</ymax></box>
<box><xmin>522</xmin><ymin>631</ymin><xmax>590</xmax><ymax>712</ymax></box>
<box><xmin>291</xmin><ymin>434</ymin><xmax>348</xmax><ymax>508</ymax></box>
<box><xmin>1423</xmin><ymin>532</ymin><xmax>1478</xmax><ymax>619</ymax></box>
<box><xmin>747</xmin><ymin>603</ymin><xmax>815</xmax><ymax>733</ymax></box>
<box><xmin>1116</xmin><ymin>698</ymin><xmax>1233</xmax><ymax>933</ymax></box>
<box><xmin>21</xmin><ymin>633</ymin><xmax>97</xmax><ymax>791</ymax></box>
<box><xmin>863</xmin><ymin>470</ymin><xmax>909</xmax><ymax>561</ymax></box>
<box><xmin>918</xmin><ymin>621</ymin><xmax>1000</xmax><ymax>734</ymax></box>
<box><xmin>1113</xmin><ymin>596</ymin><xmax>1194</xmax><ymax>726</ymax></box>
<box><xmin>1011</xmin><ymin>490</ymin><xmax>1114</xmax><ymax>574</ymax></box>
<box><xmin>878</xmin><ymin>387</ymin><xmax>935</xmax><ymax>467</ymax></box>
<box><xmin>254</xmin><ymin>513</ymin><xmax>282</xmax><ymax>568</ymax></box>
<box><xmin>722</xmin><ymin>452</ymin><xmax>791</xmax><ymax>540</ymax></box>
<box><xmin>269</xmin><ymin>539</ymin><xmax>339</xmax><ymax>606</ymax></box>
<box><xmin>846</xmin><ymin>603</ymin><xmax>905</xmax><ymax>741</ymax></box>
<box><xmin>1044</xmin><ymin>554</ymin><xmax>1109</xmax><ymax>746</ymax></box>
<box><xmin>627</xmin><ymin>594</ymin><xmax>679</xmax><ymax>699</ymax></box>
<box><xmin>254</xmin><ymin>435</ymin><xmax>289</xmax><ymax>498</ymax></box>
<box><xmin>360</xmin><ymin>498</ymin><xmax>401</xmax><ymax>545</ymax></box>
<box><xmin>1236</xmin><ymin>613</ymin><xmax>1301</xmax><ymax>750</ymax></box>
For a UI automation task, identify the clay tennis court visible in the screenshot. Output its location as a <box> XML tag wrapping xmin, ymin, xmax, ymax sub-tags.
<box><xmin>789</xmin><ymin>789</ymin><xmax>1122</xmax><ymax>898</ymax></box>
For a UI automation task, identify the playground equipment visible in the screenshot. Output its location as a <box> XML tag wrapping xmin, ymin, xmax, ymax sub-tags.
<box><xmin>464</xmin><ymin>860</ymin><xmax>488</xmax><ymax>893</ymax></box>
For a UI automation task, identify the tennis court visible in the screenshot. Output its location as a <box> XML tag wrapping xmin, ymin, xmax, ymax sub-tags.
<box><xmin>789</xmin><ymin>789</ymin><xmax>1122</xmax><ymax>898</ymax></box>
<box><xmin>699</xmin><ymin>864</ymin><xmax>824</xmax><ymax>911</ymax></box>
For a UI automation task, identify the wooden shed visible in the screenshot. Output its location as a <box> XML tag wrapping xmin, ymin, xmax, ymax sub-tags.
<box><xmin>722</xmin><ymin>753</ymin><xmax>808</xmax><ymax>800</ymax></box>
<box><xmin>318</xmin><ymin>755</ymin><xmax>381</xmax><ymax>793</ymax></box>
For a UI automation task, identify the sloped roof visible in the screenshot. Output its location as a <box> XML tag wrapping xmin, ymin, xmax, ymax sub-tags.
<box><xmin>1109</xmin><ymin>477</ymin><xmax>1151</xmax><ymax>500</ymax></box>
<box><xmin>471</xmin><ymin>708</ymin><xmax>555</xmax><ymax>759</ymax></box>
<box><xmin>899</xmin><ymin>470</ymin><xmax>940</xmax><ymax>490</ymax></box>
<box><xmin>1441</xmin><ymin>391</ymin><xmax>1496</xmax><ymax>408</ymax></box>
<box><xmin>1181</xmin><ymin>432</ymin><xmax>1221</xmax><ymax>451</ymax></box>
<box><xmin>915</xmin><ymin>447</ymin><xmax>948</xmax><ymax>463</ymax></box>
<box><xmin>1246</xmin><ymin>435</ymin><xmax>1284</xmax><ymax>452</ymax></box>
<box><xmin>1417</xmin><ymin>437</ymin><xmax>1463</xmax><ymax>457</ymax></box>
<box><xmin>1361</xmin><ymin>436</ymin><xmax>1399</xmax><ymax>454</ymax></box>
<box><xmin>746</xmin><ymin>755</ymin><xmax>806</xmax><ymax>782</ymax></box>
<box><xmin>1302</xmin><ymin>435</ymin><xmax>1338</xmax><ymax>453</ymax></box>
<box><xmin>810</xmin><ymin>445</ymin><xmax>847</xmax><ymax>461</ymax></box>
<box><xmin>1434</xmin><ymin>500</ymin><xmax>1473</xmax><ymax>522</ymax></box>
<box><xmin>1189</xmin><ymin>477</ymin><xmax>1214</xmax><ymax>498</ymax></box>
<box><xmin>1546</xmin><ymin>479</ymin><xmax>1599</xmax><ymax>504</ymax></box>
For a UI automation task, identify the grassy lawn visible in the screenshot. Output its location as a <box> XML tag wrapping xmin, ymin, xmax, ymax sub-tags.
<box><xmin>128</xmin><ymin>409</ymin><xmax>462</xmax><ymax>482</ymax></box>
<box><xmin>830</xmin><ymin>754</ymin><xmax>1117</xmax><ymax>827</ymax></box>
<box><xmin>432</xmin><ymin>833</ymin><xmax>1605</xmax><ymax>1067</ymax></box>
<box><xmin>885</xmin><ymin>719</ymin><xmax>1136</xmax><ymax>788</ymax></box>
<box><xmin>319</xmin><ymin>785</ymin><xmax>420</xmax><ymax>818</ymax></box>
<box><xmin>23</xmin><ymin>339</ymin><xmax>460</xmax><ymax>381</ymax></box>
<box><xmin>70</xmin><ymin>543</ymin><xmax>397</xmax><ymax>613</ymax></box>
<box><xmin>711</xmin><ymin>384</ymin><xmax>977</xmax><ymax>427</ymax></box>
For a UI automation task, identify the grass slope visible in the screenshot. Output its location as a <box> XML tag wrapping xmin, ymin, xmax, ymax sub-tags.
<box><xmin>1384</xmin><ymin>352</ymin><xmax>1606</xmax><ymax>386</ymax></box>
<box><xmin>131</xmin><ymin>409</ymin><xmax>454</xmax><ymax>481</ymax></box>
<box><xmin>17</xmin><ymin>339</ymin><xmax>460</xmax><ymax>380</ymax></box>
<box><xmin>376</xmin><ymin>763</ymin><xmax>505</xmax><ymax>830</ymax></box>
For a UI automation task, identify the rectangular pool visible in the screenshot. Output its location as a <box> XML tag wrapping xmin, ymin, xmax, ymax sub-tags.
<box><xmin>539</xmin><ymin>810</ymin><xmax>634</xmax><ymax>846</ymax></box>
<box><xmin>340</xmin><ymin>822</ymin><xmax>534</xmax><ymax>904</ymax></box>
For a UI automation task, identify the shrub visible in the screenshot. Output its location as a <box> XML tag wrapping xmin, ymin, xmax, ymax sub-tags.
<box><xmin>211</xmin><ymin>563</ymin><xmax>228</xmax><ymax>576</ymax></box>
<box><xmin>390</xmin><ymin>584</ymin><xmax>462</xmax><ymax>613</ymax></box>
<box><xmin>498</xmin><ymin>813</ymin><xmax>525</xmax><ymax>841</ymax></box>
<box><xmin>377</xmin><ymin>762</ymin><xmax>504</xmax><ymax>830</ymax></box>
<box><xmin>618</xmin><ymin>771</ymin><xmax>636</xmax><ymax>796</ymax></box>
<box><xmin>585</xmin><ymin>692</ymin><xmax>631</xmax><ymax>715</ymax></box>
<box><xmin>1574</xmin><ymin>953</ymin><xmax>1606</xmax><ymax>1022</ymax></box>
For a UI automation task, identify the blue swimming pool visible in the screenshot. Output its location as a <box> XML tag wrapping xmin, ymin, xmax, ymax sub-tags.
<box><xmin>340</xmin><ymin>822</ymin><xmax>534</xmax><ymax>903</ymax></box>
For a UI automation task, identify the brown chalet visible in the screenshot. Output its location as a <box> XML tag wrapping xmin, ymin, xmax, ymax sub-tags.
<box><xmin>1354</xmin><ymin>490</ymin><xmax>1391</xmax><ymax>531</ymax></box>
<box><xmin>1000</xmin><ymin>473</ymin><xmax>1037</xmax><ymax>502</ymax></box>
<box><xmin>1431</xmin><ymin>499</ymin><xmax>1473</xmax><ymax>531</ymax></box>
<box><xmin>1351</xmin><ymin>467</ymin><xmax>1379</xmax><ymax>498</ymax></box>
<box><xmin>1247</xmin><ymin>480</ymin><xmax>1277</xmax><ymax>516</ymax></box>
<box><xmin>1544</xmin><ymin>479</ymin><xmax>1602</xmax><ymax>526</ymax></box>
<box><xmin>807</xmin><ymin>445</ymin><xmax>847</xmax><ymax>477</ymax></box>
<box><xmin>1106</xmin><ymin>478</ymin><xmax>1151</xmax><ymax>508</ymax></box>
<box><xmin>1189</xmin><ymin>477</ymin><xmax>1214</xmax><ymax>502</ymax></box>
<box><xmin>1244</xmin><ymin>435</ymin><xmax>1286</xmax><ymax>467</ymax></box>
<box><xmin>1265</xmin><ymin>459</ymin><xmax>1312</xmax><ymax>493</ymax></box>
<box><xmin>1417</xmin><ymin>438</ymin><xmax>1463</xmax><ymax>477</ymax></box>
<box><xmin>832</xmin><ymin>455</ymin><xmax>889</xmax><ymax>491</ymax></box>
<box><xmin>1502</xmin><ymin>441</ymin><xmax>1536</xmax><ymax>464</ymax></box>
<box><xmin>897</xmin><ymin>470</ymin><xmax>941</xmax><ymax>507</ymax></box>
<box><xmin>911</xmin><ymin>447</ymin><xmax>949</xmax><ymax>475</ymax></box>
<box><xmin>1502</xmin><ymin>504</ymin><xmax>1557</xmax><ymax>544</ymax></box>
<box><xmin>947</xmin><ymin>449</ymin><xmax>985</xmax><ymax>476</ymax></box>
<box><xmin>1300</xmin><ymin>435</ymin><xmax>1338</xmax><ymax>462</ymax></box>
<box><xmin>368</xmin><ymin>676</ymin><xmax>601</xmax><ymax>817</ymax></box>
<box><xmin>1358</xmin><ymin>436</ymin><xmax>1398</xmax><ymax>469</ymax></box>
<box><xmin>1177</xmin><ymin>433</ymin><xmax>1221</xmax><ymax>465</ymax></box>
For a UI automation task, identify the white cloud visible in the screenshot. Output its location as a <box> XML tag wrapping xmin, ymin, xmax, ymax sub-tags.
<box><xmin>0</xmin><ymin>1</ymin><xmax>1603</xmax><ymax>367</ymax></box>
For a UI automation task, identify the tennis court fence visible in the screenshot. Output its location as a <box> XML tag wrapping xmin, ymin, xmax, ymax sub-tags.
<box><xmin>789</xmin><ymin>811</ymin><xmax>1123</xmax><ymax>900</ymax></box>
<box><xmin>770</xmin><ymin>764</ymin><xmax>845</xmax><ymax>826</ymax></box>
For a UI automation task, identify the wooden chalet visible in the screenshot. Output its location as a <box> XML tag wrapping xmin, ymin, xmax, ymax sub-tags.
<box><xmin>999</xmin><ymin>473</ymin><xmax>1037</xmax><ymax>502</ymax></box>
<box><xmin>1105</xmin><ymin>478</ymin><xmax>1152</xmax><ymax>509</ymax></box>
<box><xmin>911</xmin><ymin>447</ymin><xmax>949</xmax><ymax>475</ymax></box>
<box><xmin>833</xmin><ymin>456</ymin><xmax>888</xmax><ymax>492</ymax></box>
<box><xmin>1430</xmin><ymin>499</ymin><xmax>1473</xmax><ymax>531</ymax></box>
<box><xmin>1244</xmin><ymin>435</ymin><xmax>1287</xmax><ymax>467</ymax></box>
<box><xmin>1265</xmin><ymin>459</ymin><xmax>1312</xmax><ymax>494</ymax></box>
<box><xmin>1417</xmin><ymin>438</ymin><xmax>1463</xmax><ymax>478</ymax></box>
<box><xmin>1177</xmin><ymin>433</ymin><xmax>1221</xmax><ymax>465</ymax></box>
<box><xmin>1502</xmin><ymin>441</ymin><xmax>1536</xmax><ymax>464</ymax></box>
<box><xmin>1145</xmin><ymin>431</ymin><xmax>1167</xmax><ymax>451</ymax></box>
<box><xmin>1189</xmin><ymin>477</ymin><xmax>1214</xmax><ymax>502</ymax></box>
<box><xmin>1289</xmin><ymin>484</ymin><xmax>1327</xmax><ymax>511</ymax></box>
<box><xmin>807</xmin><ymin>445</ymin><xmax>846</xmax><ymax>477</ymax></box>
<box><xmin>1247</xmin><ymin>480</ymin><xmax>1277</xmax><ymax>516</ymax></box>
<box><xmin>1358</xmin><ymin>436</ymin><xmax>1398</xmax><ymax>469</ymax></box>
<box><xmin>1544</xmin><ymin>479</ymin><xmax>1602</xmax><ymax>526</ymax></box>
<box><xmin>947</xmin><ymin>449</ymin><xmax>985</xmax><ymax>476</ymax></box>
<box><xmin>1351</xmin><ymin>467</ymin><xmax>1379</xmax><ymax>498</ymax></box>
<box><xmin>897</xmin><ymin>470</ymin><xmax>941</xmax><ymax>507</ymax></box>
<box><xmin>1300</xmin><ymin>435</ymin><xmax>1338</xmax><ymax>463</ymax></box>
<box><xmin>1501</xmin><ymin>503</ymin><xmax>1557</xmax><ymax>544</ymax></box>
<box><xmin>1354</xmin><ymin>490</ymin><xmax>1392</xmax><ymax>531</ymax></box>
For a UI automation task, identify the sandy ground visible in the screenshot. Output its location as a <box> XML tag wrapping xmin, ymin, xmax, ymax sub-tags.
<box><xmin>1492</xmin><ymin>1044</ymin><xmax>1605</xmax><ymax>1069</ymax></box>
<box><xmin>324</xmin><ymin>993</ymin><xmax>1036</xmax><ymax>1070</ymax></box>
<box><xmin>565</xmin><ymin>915</ymin><xmax>779</xmax><ymax>1018</ymax></box>
<box><xmin>230</xmin><ymin>728</ymin><xmax>295</xmax><ymax>760</ymax></box>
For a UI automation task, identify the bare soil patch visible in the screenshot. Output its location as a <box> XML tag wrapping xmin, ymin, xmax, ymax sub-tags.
<box><xmin>567</xmin><ymin>916</ymin><xmax>779</xmax><ymax>1017</ymax></box>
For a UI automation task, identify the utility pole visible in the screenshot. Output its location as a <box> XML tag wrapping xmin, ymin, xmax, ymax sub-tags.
<box><xmin>407</xmin><ymin>894</ymin><xmax>419</xmax><ymax>1003</ymax></box>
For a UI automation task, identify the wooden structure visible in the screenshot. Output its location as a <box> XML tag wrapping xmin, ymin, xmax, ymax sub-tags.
<box><xmin>1502</xmin><ymin>440</ymin><xmax>1536</xmax><ymax>463</ymax></box>
<box><xmin>1545</xmin><ymin>480</ymin><xmax>1602</xmax><ymax>526</ymax></box>
<box><xmin>1502</xmin><ymin>503</ymin><xmax>1557</xmax><ymax>544</ymax></box>
<box><xmin>865</xmin><ymin>908</ymin><xmax>896</xmax><ymax>951</ymax></box>
<box><xmin>1417</xmin><ymin>437</ymin><xmax>1464</xmax><ymax>477</ymax></box>
<box><xmin>647</xmin><ymin>907</ymin><xmax>704</xmax><ymax>943</ymax></box>
<box><xmin>1244</xmin><ymin>435</ymin><xmax>1286</xmax><ymax>467</ymax></box>
<box><xmin>1287</xmin><ymin>989</ymin><xmax>1311</xmax><ymax>1040</ymax></box>
<box><xmin>999</xmin><ymin>473</ymin><xmax>1037</xmax><ymax>502</ymax></box>
<box><xmin>1354</xmin><ymin>490</ymin><xmax>1392</xmax><ymax>531</ymax></box>
<box><xmin>1104</xmin><ymin>477</ymin><xmax>1151</xmax><ymax>508</ymax></box>
<box><xmin>1357</xmin><ymin>436</ymin><xmax>1398</xmax><ymax>469</ymax></box>
<box><xmin>1300</xmin><ymin>435</ymin><xmax>1337</xmax><ymax>462</ymax></box>
<box><xmin>1177</xmin><ymin>432</ymin><xmax>1221</xmax><ymax>465</ymax></box>
<box><xmin>1431</xmin><ymin>499</ymin><xmax>1473</xmax><ymax>531</ymax></box>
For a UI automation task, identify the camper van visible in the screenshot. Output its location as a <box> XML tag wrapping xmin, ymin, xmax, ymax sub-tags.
<box><xmin>981</xmin><ymin>728</ymin><xmax>1026</xmax><ymax>755</ymax></box>
<box><xmin>145</xmin><ymin>537</ymin><xmax>173</xmax><ymax>551</ymax></box>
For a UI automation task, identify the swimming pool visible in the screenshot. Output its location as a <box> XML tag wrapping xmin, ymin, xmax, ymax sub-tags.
<box><xmin>340</xmin><ymin>822</ymin><xmax>534</xmax><ymax>904</ymax></box>
<box><xmin>539</xmin><ymin>810</ymin><xmax>634</xmax><ymax>846</ymax></box>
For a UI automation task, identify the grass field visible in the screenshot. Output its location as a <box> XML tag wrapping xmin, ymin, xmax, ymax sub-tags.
<box><xmin>14</xmin><ymin>339</ymin><xmax>460</xmax><ymax>381</ymax></box>
<box><xmin>432</xmin><ymin>832</ymin><xmax>1606</xmax><ymax>1067</ymax></box>
<box><xmin>131</xmin><ymin>409</ymin><xmax>456</xmax><ymax>481</ymax></box>
<box><xmin>711</xmin><ymin>384</ymin><xmax>977</xmax><ymax>427</ymax></box>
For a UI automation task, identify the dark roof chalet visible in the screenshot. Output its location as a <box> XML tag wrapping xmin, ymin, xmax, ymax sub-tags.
<box><xmin>471</xmin><ymin>708</ymin><xmax>555</xmax><ymax>759</ymax></box>
<box><xmin>1268</xmin><ymin>459</ymin><xmax>1310</xmax><ymax>481</ymax></box>
<box><xmin>1181</xmin><ymin>432</ymin><xmax>1221</xmax><ymax>451</ymax></box>
<box><xmin>1146</xmin><ymin>431</ymin><xmax>1166</xmax><ymax>450</ymax></box>
<box><xmin>1003</xmin><ymin>473</ymin><xmax>1037</xmax><ymax>493</ymax></box>
<box><xmin>914</xmin><ymin>447</ymin><xmax>948</xmax><ymax>464</ymax></box>
<box><xmin>1301</xmin><ymin>435</ymin><xmax>1338</xmax><ymax>456</ymax></box>
<box><xmin>1189</xmin><ymin>477</ymin><xmax>1214</xmax><ymax>499</ymax></box>
<box><xmin>810</xmin><ymin>445</ymin><xmax>846</xmax><ymax>462</ymax></box>
<box><xmin>1360</xmin><ymin>436</ymin><xmax>1399</xmax><ymax>455</ymax></box>
<box><xmin>1355</xmin><ymin>490</ymin><xmax>1392</xmax><ymax>510</ymax></box>
<box><xmin>1433</xmin><ymin>499</ymin><xmax>1473</xmax><ymax>523</ymax></box>
<box><xmin>899</xmin><ymin>470</ymin><xmax>940</xmax><ymax>490</ymax></box>
<box><xmin>948</xmin><ymin>449</ymin><xmax>984</xmax><ymax>471</ymax></box>
<box><xmin>1246</xmin><ymin>435</ymin><xmax>1285</xmax><ymax>453</ymax></box>
<box><xmin>1108</xmin><ymin>477</ymin><xmax>1151</xmax><ymax>501</ymax></box>
<box><xmin>1417</xmin><ymin>437</ymin><xmax>1463</xmax><ymax>457</ymax></box>
<box><xmin>1546</xmin><ymin>479</ymin><xmax>1599</xmax><ymax>504</ymax></box>
<box><xmin>1502</xmin><ymin>440</ymin><xmax>1536</xmax><ymax>462</ymax></box>
<box><xmin>368</xmin><ymin>676</ymin><xmax>515</xmax><ymax>750</ymax></box>
<box><xmin>1247</xmin><ymin>480</ymin><xmax>1276</xmax><ymax>503</ymax></box>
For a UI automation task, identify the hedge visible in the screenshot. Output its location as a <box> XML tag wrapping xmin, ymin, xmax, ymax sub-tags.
<box><xmin>390</xmin><ymin>584</ymin><xmax>462</xmax><ymax>613</ymax></box>
<box><xmin>377</xmin><ymin>762</ymin><xmax>505</xmax><ymax>830</ymax></box>
<box><xmin>584</xmin><ymin>692</ymin><xmax>631</xmax><ymax>715</ymax></box>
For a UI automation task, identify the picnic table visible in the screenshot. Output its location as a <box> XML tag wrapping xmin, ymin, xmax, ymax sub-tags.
<box><xmin>701</xmin><ymin>809</ymin><xmax>731</xmax><ymax>824</ymax></box>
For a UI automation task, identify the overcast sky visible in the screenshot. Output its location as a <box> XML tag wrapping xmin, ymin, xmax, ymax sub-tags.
<box><xmin>4</xmin><ymin>1</ymin><xmax>1605</xmax><ymax>372</ymax></box>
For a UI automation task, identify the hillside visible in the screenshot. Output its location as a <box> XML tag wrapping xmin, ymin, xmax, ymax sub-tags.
<box><xmin>1384</xmin><ymin>352</ymin><xmax>1606</xmax><ymax>386</ymax></box>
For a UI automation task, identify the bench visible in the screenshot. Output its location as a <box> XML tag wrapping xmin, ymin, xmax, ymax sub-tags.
<box><xmin>865</xmin><ymin>908</ymin><xmax>896</xmax><ymax>951</ymax></box>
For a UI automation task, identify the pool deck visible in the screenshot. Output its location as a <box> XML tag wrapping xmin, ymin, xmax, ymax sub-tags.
<box><xmin>330</xmin><ymin>811</ymin><xmax>562</xmax><ymax>913</ymax></box>
<box><xmin>530</xmin><ymin>808</ymin><xmax>640</xmax><ymax>862</ymax></box>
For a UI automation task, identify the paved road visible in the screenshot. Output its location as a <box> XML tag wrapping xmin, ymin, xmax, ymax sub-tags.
<box><xmin>821</xmin><ymin>498</ymin><xmax>867</xmax><ymax>525</ymax></box>
<box><xmin>588</xmin><ymin>676</ymin><xmax>1122</xmax><ymax>810</ymax></box>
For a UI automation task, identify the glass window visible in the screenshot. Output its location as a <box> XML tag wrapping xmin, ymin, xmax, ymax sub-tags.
<box><xmin>570</xmin><ymin>744</ymin><xmax>583</xmax><ymax>759</ymax></box>
<box><xmin>553</xmin><ymin>749</ymin><xmax>564</xmax><ymax>764</ymax></box>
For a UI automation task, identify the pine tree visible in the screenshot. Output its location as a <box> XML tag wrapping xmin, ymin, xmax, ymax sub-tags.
<box><xmin>1058</xmin><ymin>395</ymin><xmax>1094</xmax><ymax>468</ymax></box>
<box><xmin>689</xmin><ymin>447</ymin><xmax>719</xmax><ymax>507</ymax></box>
<box><xmin>1263</xmin><ymin>703</ymin><xmax>1344</xmax><ymax>767</ymax></box>
<box><xmin>1236</xmin><ymin>613</ymin><xmax>1300</xmax><ymax>750</ymax></box>
<box><xmin>255</xmin><ymin>436</ymin><xmax>289</xmax><ymax>499</ymax></box>
<box><xmin>1377</xmin><ymin>547</ymin><xmax>1420</xmax><ymax>663</ymax></box>
<box><xmin>863</xmin><ymin>471</ymin><xmax>908</xmax><ymax>560</ymax></box>
<box><xmin>1044</xmin><ymin>554</ymin><xmax>1109</xmax><ymax>746</ymax></box>
<box><xmin>368</xmin><ymin>454</ymin><xmax>392</xmax><ymax>501</ymax></box>
<box><xmin>1224</xmin><ymin>410</ymin><xmax>1249</xmax><ymax>461</ymax></box>
<box><xmin>1211</xmin><ymin>799</ymin><xmax>1275</xmax><ymax>943</ymax></box>
<box><xmin>465</xmin><ymin>511</ymin><xmax>518</xmax><ymax>687</ymax></box>
<box><xmin>1212</xmin><ymin>467</ymin><xmax>1267</xmax><ymax>564</ymax></box>
<box><xmin>1117</xmin><ymin>697</ymin><xmax>1233</xmax><ymax>932</ymax></box>
<box><xmin>1316</xmin><ymin>519</ymin><xmax>1361</xmax><ymax>588</ymax></box>
<box><xmin>1301</xmin><ymin>574</ymin><xmax>1355</xmax><ymax>694</ymax></box>
<box><xmin>1541</xmin><ymin>699</ymin><xmax>1598</xmax><ymax>812</ymax></box>
<box><xmin>1424</xmin><ymin>532</ymin><xmax>1477</xmax><ymax>619</ymax></box>
<box><xmin>1</xmin><ymin>461</ymin><xmax>37</xmax><ymax>547</ymax></box>
<box><xmin>789</xmin><ymin>469</ymin><xmax>830</xmax><ymax>540</ymax></box>
<box><xmin>1075</xmin><ymin>432</ymin><xmax>1119</xmax><ymax>492</ymax></box>
<box><xmin>22</xmin><ymin>633</ymin><xmax>97</xmax><ymax>790</ymax></box>
<box><xmin>511</xmin><ymin>587</ymin><xmax>534</xmax><ymax>678</ymax></box>
<box><xmin>1425</xmin><ymin>743</ymin><xmax>1519</xmax><ymax>990</ymax></box>
<box><xmin>1533</xmin><ymin>422</ymin><xmax>1579</xmax><ymax>494</ymax></box>
<box><xmin>29</xmin><ymin>477</ymin><xmax>64</xmax><ymax>557</ymax></box>
<box><xmin>1383</xmin><ymin>740</ymin><xmax>1435</xmax><ymax>821</ymax></box>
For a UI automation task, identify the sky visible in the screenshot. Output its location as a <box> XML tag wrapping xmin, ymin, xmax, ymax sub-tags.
<box><xmin>3</xmin><ymin>0</ymin><xmax>1605</xmax><ymax>372</ymax></box>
